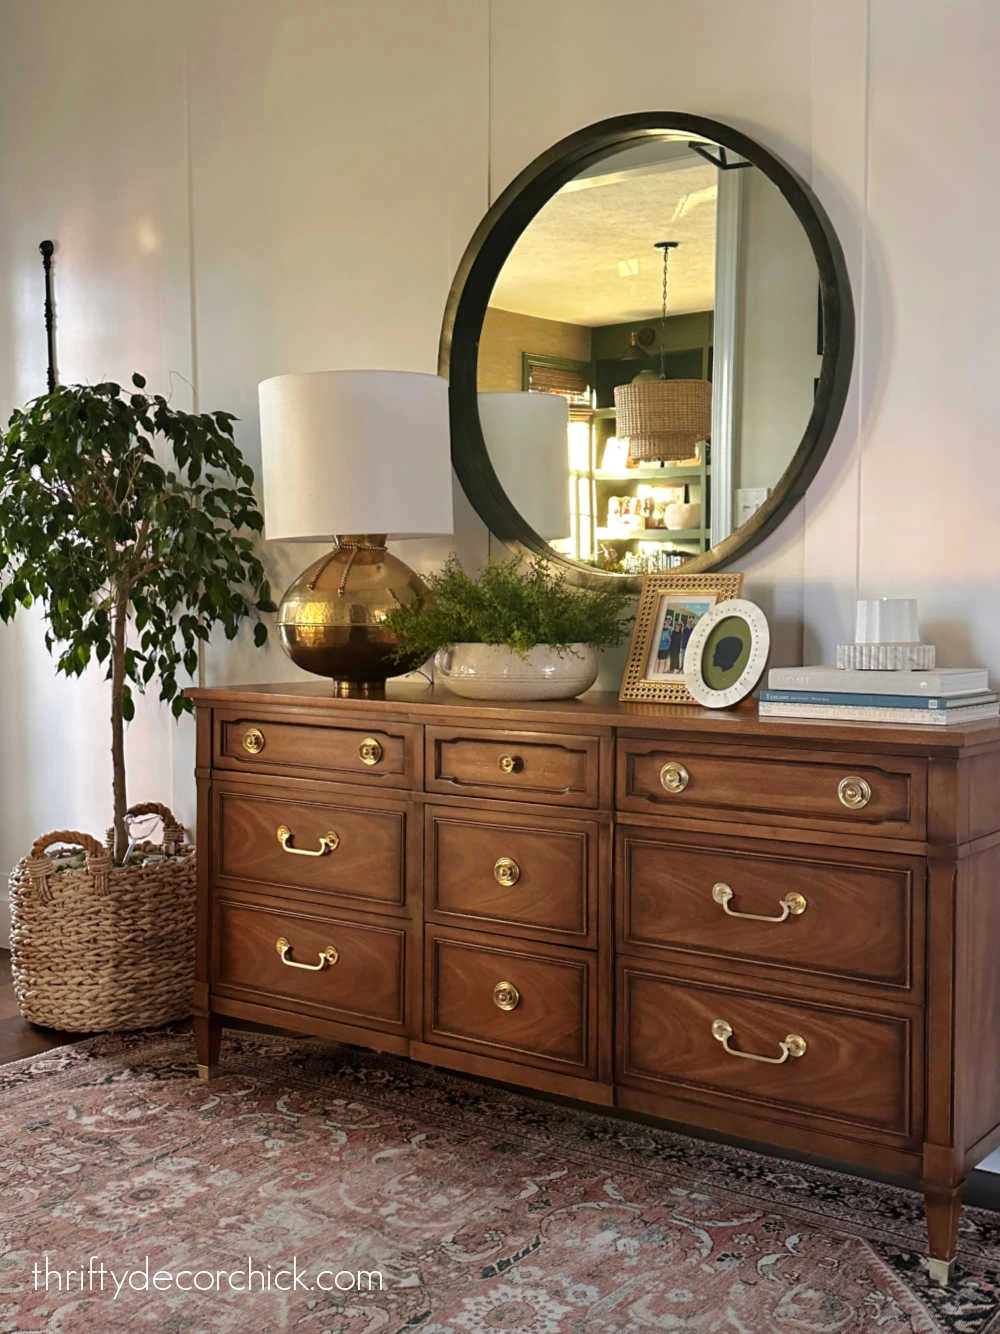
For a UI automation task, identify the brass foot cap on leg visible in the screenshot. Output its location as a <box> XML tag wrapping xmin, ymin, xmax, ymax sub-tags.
<box><xmin>197</xmin><ymin>1063</ymin><xmax>218</xmax><ymax>1082</ymax></box>
<box><xmin>927</xmin><ymin>1257</ymin><xmax>953</xmax><ymax>1286</ymax></box>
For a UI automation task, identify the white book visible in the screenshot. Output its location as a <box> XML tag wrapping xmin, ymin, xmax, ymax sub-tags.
<box><xmin>759</xmin><ymin>700</ymin><xmax>1000</xmax><ymax>726</ymax></box>
<box><xmin>767</xmin><ymin>665</ymin><xmax>988</xmax><ymax>696</ymax></box>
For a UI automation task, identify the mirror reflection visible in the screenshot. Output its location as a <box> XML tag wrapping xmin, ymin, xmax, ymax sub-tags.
<box><xmin>476</xmin><ymin>135</ymin><xmax>821</xmax><ymax>574</ymax></box>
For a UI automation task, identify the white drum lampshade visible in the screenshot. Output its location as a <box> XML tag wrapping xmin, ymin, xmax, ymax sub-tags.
<box><xmin>478</xmin><ymin>391</ymin><xmax>570</xmax><ymax>541</ymax></box>
<box><xmin>256</xmin><ymin>369</ymin><xmax>454</xmax><ymax>694</ymax></box>
<box><xmin>258</xmin><ymin>369</ymin><xmax>453</xmax><ymax>541</ymax></box>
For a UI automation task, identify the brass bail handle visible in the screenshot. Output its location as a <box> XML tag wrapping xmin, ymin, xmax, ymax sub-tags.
<box><xmin>498</xmin><ymin>754</ymin><xmax>523</xmax><ymax>774</ymax></box>
<box><xmin>712</xmin><ymin>883</ymin><xmax>807</xmax><ymax>923</ymax></box>
<box><xmin>711</xmin><ymin>1018</ymin><xmax>807</xmax><ymax>1064</ymax></box>
<box><xmin>275</xmin><ymin>937</ymin><xmax>339</xmax><ymax>971</ymax></box>
<box><xmin>276</xmin><ymin>825</ymin><xmax>340</xmax><ymax>857</ymax></box>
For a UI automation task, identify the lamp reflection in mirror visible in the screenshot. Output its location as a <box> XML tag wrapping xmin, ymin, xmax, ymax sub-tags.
<box><xmin>478</xmin><ymin>391</ymin><xmax>570</xmax><ymax>540</ymax></box>
<box><xmin>258</xmin><ymin>369</ymin><xmax>453</xmax><ymax>696</ymax></box>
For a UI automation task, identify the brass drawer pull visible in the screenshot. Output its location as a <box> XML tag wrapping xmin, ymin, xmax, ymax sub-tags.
<box><xmin>659</xmin><ymin>761</ymin><xmax>690</xmax><ymax>794</ymax></box>
<box><xmin>493</xmin><ymin>856</ymin><xmax>521</xmax><ymax>887</ymax></box>
<box><xmin>276</xmin><ymin>824</ymin><xmax>340</xmax><ymax>856</ymax></box>
<box><xmin>493</xmin><ymin>980</ymin><xmax>520</xmax><ymax>1011</ymax></box>
<box><xmin>275</xmin><ymin>936</ymin><xmax>339</xmax><ymax>971</ymax></box>
<box><xmin>498</xmin><ymin>754</ymin><xmax>523</xmax><ymax>774</ymax></box>
<box><xmin>838</xmin><ymin>775</ymin><xmax>872</xmax><ymax>810</ymax></box>
<box><xmin>712</xmin><ymin>882</ymin><xmax>807</xmax><ymax>922</ymax></box>
<box><xmin>359</xmin><ymin>737</ymin><xmax>384</xmax><ymax>766</ymax></box>
<box><xmin>711</xmin><ymin>1018</ymin><xmax>807</xmax><ymax>1064</ymax></box>
<box><xmin>242</xmin><ymin>727</ymin><xmax>265</xmax><ymax>755</ymax></box>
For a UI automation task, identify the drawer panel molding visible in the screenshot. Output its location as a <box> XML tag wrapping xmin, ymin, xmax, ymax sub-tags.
<box><xmin>617</xmin><ymin>827</ymin><xmax>923</xmax><ymax>993</ymax></box>
<box><xmin>215</xmin><ymin>711</ymin><xmax>418</xmax><ymax>787</ymax></box>
<box><xmin>425</xmin><ymin>805</ymin><xmax>598</xmax><ymax>944</ymax></box>
<box><xmin>617</xmin><ymin>738</ymin><xmax>927</xmax><ymax>838</ymax></box>
<box><xmin>214</xmin><ymin>786</ymin><xmax>407</xmax><ymax>909</ymax></box>
<box><xmin>427</xmin><ymin>726</ymin><xmax>601</xmax><ymax>807</ymax></box>
<box><xmin>618</xmin><ymin>964</ymin><xmax>918</xmax><ymax>1141</ymax></box>
<box><xmin>213</xmin><ymin>899</ymin><xmax>408</xmax><ymax>1031</ymax></box>
<box><xmin>425</xmin><ymin>928</ymin><xmax>596</xmax><ymax>1076</ymax></box>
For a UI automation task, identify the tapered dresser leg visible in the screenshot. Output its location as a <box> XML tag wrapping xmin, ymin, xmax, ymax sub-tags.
<box><xmin>195</xmin><ymin>1014</ymin><xmax>222</xmax><ymax>1080</ymax></box>
<box><xmin>924</xmin><ymin>1182</ymin><xmax>963</xmax><ymax>1285</ymax></box>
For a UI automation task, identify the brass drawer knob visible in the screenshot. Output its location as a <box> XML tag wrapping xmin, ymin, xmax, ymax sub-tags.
<box><xmin>711</xmin><ymin>1018</ymin><xmax>807</xmax><ymax>1064</ymax></box>
<box><xmin>275</xmin><ymin>936</ymin><xmax>339</xmax><ymax>971</ymax></box>
<box><xmin>359</xmin><ymin>737</ymin><xmax>384</xmax><ymax>766</ymax></box>
<box><xmin>493</xmin><ymin>980</ymin><xmax>520</xmax><ymax>1011</ymax></box>
<box><xmin>276</xmin><ymin>825</ymin><xmax>340</xmax><ymax>857</ymax></box>
<box><xmin>838</xmin><ymin>775</ymin><xmax>872</xmax><ymax>810</ymax></box>
<box><xmin>498</xmin><ymin>754</ymin><xmax>523</xmax><ymax>774</ymax></box>
<box><xmin>493</xmin><ymin>856</ymin><xmax>521</xmax><ymax>888</ymax></box>
<box><xmin>659</xmin><ymin>761</ymin><xmax>690</xmax><ymax>794</ymax></box>
<box><xmin>712</xmin><ymin>882</ymin><xmax>807</xmax><ymax>923</ymax></box>
<box><xmin>242</xmin><ymin>727</ymin><xmax>265</xmax><ymax>755</ymax></box>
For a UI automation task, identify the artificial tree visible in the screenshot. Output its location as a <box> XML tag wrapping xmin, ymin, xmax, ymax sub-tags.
<box><xmin>0</xmin><ymin>374</ymin><xmax>275</xmax><ymax>864</ymax></box>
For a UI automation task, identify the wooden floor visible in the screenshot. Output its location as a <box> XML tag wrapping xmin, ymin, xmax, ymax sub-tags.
<box><xmin>2</xmin><ymin>947</ymin><xmax>999</xmax><ymax>1213</ymax></box>
<box><xmin>0</xmin><ymin>949</ymin><xmax>82</xmax><ymax>1061</ymax></box>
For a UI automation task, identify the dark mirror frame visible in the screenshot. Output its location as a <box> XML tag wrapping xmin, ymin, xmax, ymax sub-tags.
<box><xmin>438</xmin><ymin>112</ymin><xmax>855</xmax><ymax>587</ymax></box>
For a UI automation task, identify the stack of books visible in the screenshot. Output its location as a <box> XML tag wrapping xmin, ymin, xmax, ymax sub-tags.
<box><xmin>759</xmin><ymin>666</ymin><xmax>999</xmax><ymax>725</ymax></box>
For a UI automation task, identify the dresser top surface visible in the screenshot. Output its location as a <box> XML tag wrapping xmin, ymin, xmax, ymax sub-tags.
<box><xmin>187</xmin><ymin>681</ymin><xmax>1000</xmax><ymax>755</ymax></box>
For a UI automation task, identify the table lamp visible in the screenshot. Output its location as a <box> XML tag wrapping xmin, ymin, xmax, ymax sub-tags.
<box><xmin>258</xmin><ymin>369</ymin><xmax>453</xmax><ymax>695</ymax></box>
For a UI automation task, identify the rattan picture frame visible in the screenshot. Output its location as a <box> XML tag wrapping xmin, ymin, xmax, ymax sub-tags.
<box><xmin>618</xmin><ymin>572</ymin><xmax>745</xmax><ymax>703</ymax></box>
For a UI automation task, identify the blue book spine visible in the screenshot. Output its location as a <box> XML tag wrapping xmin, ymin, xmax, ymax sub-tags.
<box><xmin>759</xmin><ymin>689</ymin><xmax>996</xmax><ymax>710</ymax></box>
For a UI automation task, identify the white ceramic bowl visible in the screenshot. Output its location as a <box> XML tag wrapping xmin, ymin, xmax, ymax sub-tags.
<box><xmin>434</xmin><ymin>642</ymin><xmax>599</xmax><ymax>701</ymax></box>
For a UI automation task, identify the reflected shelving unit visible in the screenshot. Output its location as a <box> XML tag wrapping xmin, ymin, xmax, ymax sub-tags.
<box><xmin>568</xmin><ymin>405</ymin><xmax>711</xmax><ymax>571</ymax></box>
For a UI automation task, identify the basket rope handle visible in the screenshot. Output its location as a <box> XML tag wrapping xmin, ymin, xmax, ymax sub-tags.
<box><xmin>26</xmin><ymin>829</ymin><xmax>111</xmax><ymax>904</ymax></box>
<box><xmin>30</xmin><ymin>829</ymin><xmax>107</xmax><ymax>860</ymax></box>
<box><xmin>126</xmin><ymin>802</ymin><xmax>187</xmax><ymax>851</ymax></box>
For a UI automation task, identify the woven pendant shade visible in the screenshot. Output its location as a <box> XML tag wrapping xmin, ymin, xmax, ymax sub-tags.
<box><xmin>614</xmin><ymin>378</ymin><xmax>712</xmax><ymax>462</ymax></box>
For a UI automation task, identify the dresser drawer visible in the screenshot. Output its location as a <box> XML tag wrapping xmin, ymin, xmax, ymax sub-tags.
<box><xmin>426</xmin><ymin>726</ymin><xmax>601</xmax><ymax>807</ymax></box>
<box><xmin>213</xmin><ymin>786</ymin><xmax>407</xmax><ymax>911</ymax></box>
<box><xmin>618</xmin><ymin>827</ymin><xmax>923</xmax><ymax>994</ymax></box>
<box><xmin>214</xmin><ymin>710</ymin><xmax>418</xmax><ymax>787</ymax></box>
<box><xmin>617</xmin><ymin>737</ymin><xmax>926</xmax><ymax>838</ymax></box>
<box><xmin>425</xmin><ymin>805</ymin><xmax>598</xmax><ymax>945</ymax></box>
<box><xmin>618</xmin><ymin>964</ymin><xmax>917</xmax><ymax>1140</ymax></box>
<box><xmin>425</xmin><ymin>928</ymin><xmax>596</xmax><ymax>1076</ymax></box>
<box><xmin>213</xmin><ymin>899</ymin><xmax>408</xmax><ymax>1032</ymax></box>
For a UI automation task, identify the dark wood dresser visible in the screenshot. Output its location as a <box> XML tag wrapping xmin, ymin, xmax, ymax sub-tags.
<box><xmin>189</xmin><ymin>681</ymin><xmax>1000</xmax><ymax>1283</ymax></box>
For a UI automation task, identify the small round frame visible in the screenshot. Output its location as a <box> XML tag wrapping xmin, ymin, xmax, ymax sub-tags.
<box><xmin>683</xmin><ymin>598</ymin><xmax>771</xmax><ymax>709</ymax></box>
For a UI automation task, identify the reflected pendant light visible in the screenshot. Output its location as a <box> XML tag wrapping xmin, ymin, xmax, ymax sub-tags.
<box><xmin>614</xmin><ymin>240</ymin><xmax>712</xmax><ymax>463</ymax></box>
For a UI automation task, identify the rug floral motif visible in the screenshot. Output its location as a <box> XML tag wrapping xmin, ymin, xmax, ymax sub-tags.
<box><xmin>2</xmin><ymin>1027</ymin><xmax>1000</xmax><ymax>1332</ymax></box>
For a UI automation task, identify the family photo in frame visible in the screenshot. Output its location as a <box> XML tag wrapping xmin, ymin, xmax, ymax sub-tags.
<box><xmin>619</xmin><ymin>572</ymin><xmax>745</xmax><ymax>704</ymax></box>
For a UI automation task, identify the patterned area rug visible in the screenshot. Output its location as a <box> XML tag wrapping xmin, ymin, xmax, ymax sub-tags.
<box><xmin>3</xmin><ymin>1029</ymin><xmax>1000</xmax><ymax>1332</ymax></box>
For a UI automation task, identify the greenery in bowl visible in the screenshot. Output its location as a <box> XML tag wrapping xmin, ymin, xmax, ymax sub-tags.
<box><xmin>385</xmin><ymin>555</ymin><xmax>632</xmax><ymax>663</ymax></box>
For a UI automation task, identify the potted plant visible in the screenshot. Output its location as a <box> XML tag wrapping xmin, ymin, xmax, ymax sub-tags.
<box><xmin>385</xmin><ymin>554</ymin><xmax>632</xmax><ymax>700</ymax></box>
<box><xmin>1</xmin><ymin>374</ymin><xmax>275</xmax><ymax>1030</ymax></box>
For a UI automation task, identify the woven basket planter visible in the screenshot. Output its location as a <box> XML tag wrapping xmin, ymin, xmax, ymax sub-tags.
<box><xmin>614</xmin><ymin>378</ymin><xmax>712</xmax><ymax>462</ymax></box>
<box><xmin>8</xmin><ymin>803</ymin><xmax>196</xmax><ymax>1032</ymax></box>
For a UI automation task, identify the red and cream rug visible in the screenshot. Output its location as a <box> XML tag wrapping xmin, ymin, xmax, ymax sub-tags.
<box><xmin>2</xmin><ymin>1027</ymin><xmax>1000</xmax><ymax>1331</ymax></box>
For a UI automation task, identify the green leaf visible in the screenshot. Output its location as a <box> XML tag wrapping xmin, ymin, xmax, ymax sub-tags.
<box><xmin>131</xmin><ymin>372</ymin><xmax>147</xmax><ymax>389</ymax></box>
<box><xmin>253</xmin><ymin>621</ymin><xmax>267</xmax><ymax>648</ymax></box>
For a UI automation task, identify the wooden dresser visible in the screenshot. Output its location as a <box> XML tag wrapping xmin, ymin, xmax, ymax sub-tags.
<box><xmin>189</xmin><ymin>681</ymin><xmax>1000</xmax><ymax>1283</ymax></box>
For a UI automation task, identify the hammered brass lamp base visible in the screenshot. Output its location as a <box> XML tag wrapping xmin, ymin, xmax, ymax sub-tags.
<box><xmin>277</xmin><ymin>535</ymin><xmax>426</xmax><ymax>691</ymax></box>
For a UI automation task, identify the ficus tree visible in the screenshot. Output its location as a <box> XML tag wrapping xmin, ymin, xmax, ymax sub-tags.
<box><xmin>0</xmin><ymin>374</ymin><xmax>276</xmax><ymax>864</ymax></box>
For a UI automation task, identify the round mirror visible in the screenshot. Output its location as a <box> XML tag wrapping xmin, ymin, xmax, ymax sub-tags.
<box><xmin>440</xmin><ymin>113</ymin><xmax>854</xmax><ymax>585</ymax></box>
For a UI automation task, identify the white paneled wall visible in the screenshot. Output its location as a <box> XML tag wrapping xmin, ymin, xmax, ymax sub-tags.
<box><xmin>2</xmin><ymin>0</ymin><xmax>1000</xmax><ymax>979</ymax></box>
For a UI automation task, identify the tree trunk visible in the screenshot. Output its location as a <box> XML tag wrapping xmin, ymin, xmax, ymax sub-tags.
<box><xmin>110</xmin><ymin>585</ymin><xmax>129</xmax><ymax>864</ymax></box>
